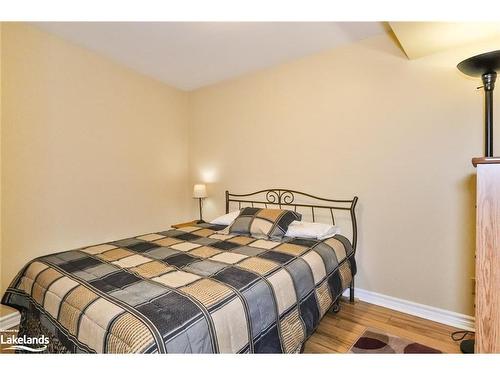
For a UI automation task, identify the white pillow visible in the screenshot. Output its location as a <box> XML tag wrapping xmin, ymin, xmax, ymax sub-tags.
<box><xmin>285</xmin><ymin>220</ymin><xmax>340</xmax><ymax>240</ymax></box>
<box><xmin>210</xmin><ymin>210</ymin><xmax>241</xmax><ymax>226</ymax></box>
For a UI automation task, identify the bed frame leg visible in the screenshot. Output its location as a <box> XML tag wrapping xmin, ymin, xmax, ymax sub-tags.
<box><xmin>349</xmin><ymin>280</ymin><xmax>355</xmax><ymax>303</ymax></box>
<box><xmin>329</xmin><ymin>299</ymin><xmax>341</xmax><ymax>314</ymax></box>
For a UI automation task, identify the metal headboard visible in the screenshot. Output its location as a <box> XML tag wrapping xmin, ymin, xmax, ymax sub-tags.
<box><xmin>225</xmin><ymin>188</ymin><xmax>358</xmax><ymax>251</ymax></box>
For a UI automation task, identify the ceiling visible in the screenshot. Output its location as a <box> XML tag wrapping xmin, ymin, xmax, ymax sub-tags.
<box><xmin>33</xmin><ymin>22</ymin><xmax>387</xmax><ymax>91</ymax></box>
<box><xmin>390</xmin><ymin>22</ymin><xmax>500</xmax><ymax>59</ymax></box>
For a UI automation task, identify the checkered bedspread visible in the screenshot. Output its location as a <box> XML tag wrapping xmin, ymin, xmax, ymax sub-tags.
<box><xmin>2</xmin><ymin>223</ymin><xmax>356</xmax><ymax>353</ymax></box>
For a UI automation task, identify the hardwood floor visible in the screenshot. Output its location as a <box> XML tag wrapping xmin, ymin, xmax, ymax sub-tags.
<box><xmin>0</xmin><ymin>298</ymin><xmax>463</xmax><ymax>353</ymax></box>
<box><xmin>304</xmin><ymin>297</ymin><xmax>462</xmax><ymax>353</ymax></box>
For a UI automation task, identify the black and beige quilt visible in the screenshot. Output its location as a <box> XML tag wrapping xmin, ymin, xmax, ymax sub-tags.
<box><xmin>2</xmin><ymin>222</ymin><xmax>356</xmax><ymax>353</ymax></box>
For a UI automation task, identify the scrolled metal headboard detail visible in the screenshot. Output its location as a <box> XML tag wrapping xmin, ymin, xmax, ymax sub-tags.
<box><xmin>225</xmin><ymin>188</ymin><xmax>359</xmax><ymax>251</ymax></box>
<box><xmin>265</xmin><ymin>190</ymin><xmax>295</xmax><ymax>205</ymax></box>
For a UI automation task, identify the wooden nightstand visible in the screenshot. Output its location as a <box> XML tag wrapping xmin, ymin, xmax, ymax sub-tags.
<box><xmin>171</xmin><ymin>220</ymin><xmax>204</xmax><ymax>229</ymax></box>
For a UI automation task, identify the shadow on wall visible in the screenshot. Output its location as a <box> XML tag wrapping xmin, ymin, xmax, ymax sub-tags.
<box><xmin>461</xmin><ymin>173</ymin><xmax>477</xmax><ymax>313</ymax></box>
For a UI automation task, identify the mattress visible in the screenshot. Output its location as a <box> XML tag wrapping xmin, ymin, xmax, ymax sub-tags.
<box><xmin>2</xmin><ymin>222</ymin><xmax>356</xmax><ymax>353</ymax></box>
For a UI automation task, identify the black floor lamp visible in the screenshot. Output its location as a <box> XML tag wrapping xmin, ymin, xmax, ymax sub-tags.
<box><xmin>457</xmin><ymin>50</ymin><xmax>500</xmax><ymax>354</ymax></box>
<box><xmin>458</xmin><ymin>50</ymin><xmax>500</xmax><ymax>157</ymax></box>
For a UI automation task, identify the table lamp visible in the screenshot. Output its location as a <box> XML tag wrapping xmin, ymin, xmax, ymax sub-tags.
<box><xmin>193</xmin><ymin>184</ymin><xmax>207</xmax><ymax>222</ymax></box>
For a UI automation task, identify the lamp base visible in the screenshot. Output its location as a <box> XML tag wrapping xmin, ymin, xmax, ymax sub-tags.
<box><xmin>197</xmin><ymin>197</ymin><xmax>204</xmax><ymax>222</ymax></box>
<box><xmin>460</xmin><ymin>339</ymin><xmax>475</xmax><ymax>354</ymax></box>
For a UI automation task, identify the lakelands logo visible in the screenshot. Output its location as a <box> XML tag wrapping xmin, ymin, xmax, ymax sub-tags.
<box><xmin>1</xmin><ymin>331</ymin><xmax>49</xmax><ymax>352</ymax></box>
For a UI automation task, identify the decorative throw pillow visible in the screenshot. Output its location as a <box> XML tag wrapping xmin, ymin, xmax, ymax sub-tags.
<box><xmin>229</xmin><ymin>207</ymin><xmax>302</xmax><ymax>239</ymax></box>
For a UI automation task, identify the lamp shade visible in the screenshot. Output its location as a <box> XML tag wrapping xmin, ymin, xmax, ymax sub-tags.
<box><xmin>193</xmin><ymin>184</ymin><xmax>207</xmax><ymax>198</ymax></box>
<box><xmin>457</xmin><ymin>50</ymin><xmax>500</xmax><ymax>77</ymax></box>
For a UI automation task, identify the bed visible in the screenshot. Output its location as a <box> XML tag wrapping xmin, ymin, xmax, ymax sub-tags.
<box><xmin>2</xmin><ymin>188</ymin><xmax>358</xmax><ymax>353</ymax></box>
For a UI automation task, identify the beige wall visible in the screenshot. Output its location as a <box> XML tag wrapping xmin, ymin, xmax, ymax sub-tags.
<box><xmin>0</xmin><ymin>23</ymin><xmax>191</xmax><ymax>304</ymax></box>
<box><xmin>189</xmin><ymin>33</ymin><xmax>500</xmax><ymax>316</ymax></box>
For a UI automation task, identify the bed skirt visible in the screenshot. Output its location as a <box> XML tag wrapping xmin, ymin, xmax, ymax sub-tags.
<box><xmin>16</xmin><ymin>303</ymin><xmax>70</xmax><ymax>354</ymax></box>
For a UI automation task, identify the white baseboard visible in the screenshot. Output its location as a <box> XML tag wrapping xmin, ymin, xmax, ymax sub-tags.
<box><xmin>343</xmin><ymin>287</ymin><xmax>475</xmax><ymax>331</ymax></box>
<box><xmin>0</xmin><ymin>311</ymin><xmax>21</xmax><ymax>331</ymax></box>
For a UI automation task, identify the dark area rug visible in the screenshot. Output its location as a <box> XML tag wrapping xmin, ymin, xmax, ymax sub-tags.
<box><xmin>349</xmin><ymin>328</ymin><xmax>442</xmax><ymax>354</ymax></box>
